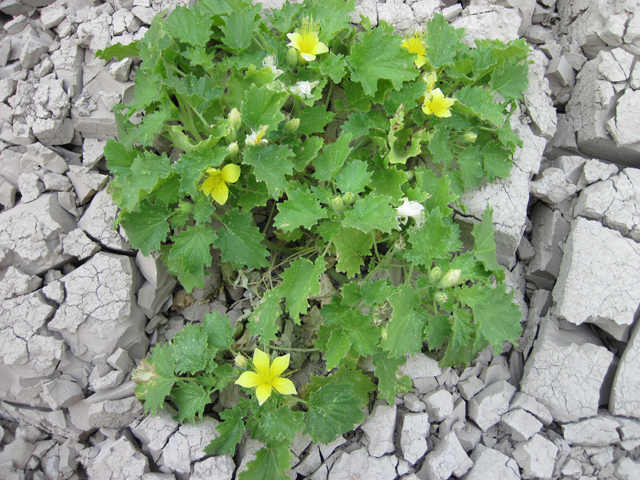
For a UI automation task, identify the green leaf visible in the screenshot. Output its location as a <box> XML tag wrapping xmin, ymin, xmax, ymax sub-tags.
<box><xmin>306</xmin><ymin>0</ymin><xmax>356</xmax><ymax>40</ymax></box>
<box><xmin>220</xmin><ymin>3</ymin><xmax>261</xmax><ymax>52</ymax></box>
<box><xmin>498</xmin><ymin>120</ymin><xmax>522</xmax><ymax>148</ymax></box>
<box><xmin>127</xmin><ymin>70</ymin><xmax>163</xmax><ymax>113</ymax></box>
<box><xmin>203</xmin><ymin>311</ymin><xmax>234</xmax><ymax>350</ymax></box>
<box><xmin>215</xmin><ymin>208</ymin><xmax>270</xmax><ymax>269</ymax></box>
<box><xmin>171</xmin><ymin>323</ymin><xmax>213</xmax><ymax>374</ymax></box>
<box><xmin>279</xmin><ymin>258</ymin><xmax>326</xmax><ymax>323</ymax></box>
<box><xmin>134</xmin><ymin>343</ymin><xmax>176</xmax><ymax>415</ymax></box>
<box><xmin>473</xmin><ymin>284</ymin><xmax>522</xmax><ymax>354</ymax></box>
<box><xmin>198</xmin><ymin>0</ymin><xmax>251</xmax><ymax>15</ymax></box>
<box><xmin>323</xmin><ymin>330</ymin><xmax>352</xmax><ymax>370</ymax></box>
<box><xmin>342</xmin><ymin>311</ymin><xmax>380</xmax><ymax>357</ymax></box>
<box><xmin>424</xmin><ymin>314</ymin><xmax>452</xmax><ymax>351</ymax></box>
<box><xmin>274</xmin><ymin>187</ymin><xmax>327</xmax><ymax>232</ymax></box>
<box><xmin>348</xmin><ymin>22</ymin><xmax>418</xmax><ymax>96</ymax></box>
<box><xmin>169</xmin><ymin>224</ymin><xmax>218</xmax><ymax>291</ymax></box>
<box><xmin>454</xmin><ymin>283</ymin><xmax>490</xmax><ymax>310</ymax></box>
<box><xmin>482</xmin><ymin>140</ymin><xmax>512</xmax><ymax>182</ymax></box>
<box><xmin>137</xmin><ymin>106</ymin><xmax>171</xmax><ymax>147</ymax></box>
<box><xmin>239</xmin><ymin>442</ymin><xmax>293</xmax><ymax>480</ymax></box>
<box><xmin>339</xmin><ymin>80</ymin><xmax>372</xmax><ymax>112</ymax></box>
<box><xmin>237</xmin><ymin>173</ymin><xmax>271</xmax><ymax>209</ymax></box>
<box><xmin>166</xmin><ymin>6</ymin><xmax>212</xmax><ymax>47</ymax></box>
<box><xmin>336</xmin><ymin>160</ymin><xmax>372</xmax><ymax>194</ymax></box>
<box><xmin>172</xmin><ymin>148</ymin><xmax>227</xmax><ymax>198</ymax></box>
<box><xmin>165</xmin><ymin>74</ymin><xmax>223</xmax><ymax>107</ymax></box>
<box><xmin>360</xmin><ymin>280</ymin><xmax>394</xmax><ymax>307</ymax></box>
<box><xmin>297</xmin><ymin>106</ymin><xmax>335</xmax><ymax>136</ymax></box>
<box><xmin>120</xmin><ymin>200</ymin><xmax>171</xmax><ymax>256</ymax></box>
<box><xmin>115</xmin><ymin>151</ymin><xmax>171</xmax><ymax>212</ymax></box>
<box><xmin>318</xmin><ymin>53</ymin><xmax>348</xmax><ymax>83</ymax></box>
<box><xmin>95</xmin><ymin>41</ymin><xmax>140</xmax><ymax>60</ymax></box>
<box><xmin>472</xmin><ymin>207</ymin><xmax>504</xmax><ymax>280</ymax></box>
<box><xmin>333</xmin><ymin>365</ymin><xmax>376</xmax><ymax>403</ymax></box>
<box><xmin>424</xmin><ymin>13</ymin><xmax>466</xmax><ymax>67</ymax></box>
<box><xmin>291</xmin><ymin>136</ymin><xmax>323</xmax><ymax>172</ymax></box>
<box><xmin>370</xmin><ymin>167</ymin><xmax>406</xmax><ymax>202</ymax></box>
<box><xmin>372</xmin><ymin>351</ymin><xmax>411</xmax><ymax>404</ymax></box>
<box><xmin>428</xmin><ymin>125</ymin><xmax>453</xmax><ymax>167</ymax></box>
<box><xmin>388</xmin><ymin>127</ymin><xmax>428</xmax><ymax>165</ymax></box>
<box><xmin>414</xmin><ymin>167</ymin><xmax>458</xmax><ymax>216</ymax></box>
<box><xmin>248</xmin><ymin>288</ymin><xmax>283</xmax><ymax>343</ymax></box>
<box><xmin>343</xmin><ymin>194</ymin><xmax>398</xmax><ymax>234</ymax></box>
<box><xmin>241</xmin><ymin>84</ymin><xmax>289</xmax><ymax>130</ymax></box>
<box><xmin>172</xmin><ymin>381</ymin><xmax>211</xmax><ymax>423</ymax></box>
<box><xmin>268</xmin><ymin>0</ymin><xmax>303</xmax><ymax>34</ymax></box>
<box><xmin>243</xmin><ymin>144</ymin><xmax>294</xmax><ymax>197</ymax></box>
<box><xmin>455</xmin><ymin>86</ymin><xmax>505</xmax><ymax>127</ymax></box>
<box><xmin>449</xmin><ymin>309</ymin><xmax>475</xmax><ymax>352</ymax></box>
<box><xmin>458</xmin><ymin>146</ymin><xmax>484</xmax><ymax>190</ymax></box>
<box><xmin>404</xmin><ymin>208</ymin><xmax>461</xmax><ymax>267</ymax></box>
<box><xmin>489</xmin><ymin>56</ymin><xmax>529</xmax><ymax>101</ymax></box>
<box><xmin>384</xmin><ymin>79</ymin><xmax>427</xmax><ymax>116</ymax></box>
<box><xmin>382</xmin><ymin>285</ymin><xmax>427</xmax><ymax>357</ymax></box>
<box><xmin>341</xmin><ymin>110</ymin><xmax>386</xmax><ymax>139</ymax></box>
<box><xmin>256</xmin><ymin>403</ymin><xmax>304</xmax><ymax>443</ymax></box>
<box><xmin>332</xmin><ymin>227</ymin><xmax>373</xmax><ymax>277</ymax></box>
<box><xmin>313</xmin><ymin>133</ymin><xmax>353</xmax><ymax>182</ymax></box>
<box><xmin>205</xmin><ymin>402</ymin><xmax>247</xmax><ymax>455</ymax></box>
<box><xmin>305</xmin><ymin>380</ymin><xmax>365</xmax><ymax>444</ymax></box>
<box><xmin>104</xmin><ymin>139</ymin><xmax>137</xmax><ymax>178</ymax></box>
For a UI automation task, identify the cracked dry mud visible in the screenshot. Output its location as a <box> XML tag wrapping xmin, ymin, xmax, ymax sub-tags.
<box><xmin>2</xmin><ymin>0</ymin><xmax>640</xmax><ymax>479</ymax></box>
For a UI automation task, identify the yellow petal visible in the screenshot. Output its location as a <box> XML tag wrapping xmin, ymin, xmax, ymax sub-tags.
<box><xmin>287</xmin><ymin>32</ymin><xmax>302</xmax><ymax>50</ymax></box>
<box><xmin>201</xmin><ymin>172</ymin><xmax>221</xmax><ymax>196</ymax></box>
<box><xmin>312</xmin><ymin>41</ymin><xmax>328</xmax><ymax>55</ymax></box>
<box><xmin>300</xmin><ymin>52</ymin><xmax>316</xmax><ymax>62</ymax></box>
<box><xmin>269</xmin><ymin>354</ymin><xmax>290</xmax><ymax>377</ymax></box>
<box><xmin>414</xmin><ymin>55</ymin><xmax>426</xmax><ymax>68</ymax></box>
<box><xmin>252</xmin><ymin>349</ymin><xmax>271</xmax><ymax>378</ymax></box>
<box><xmin>235</xmin><ymin>371</ymin><xmax>262</xmax><ymax>388</ymax></box>
<box><xmin>255</xmin><ymin>383</ymin><xmax>272</xmax><ymax>405</ymax></box>
<box><xmin>422</xmin><ymin>103</ymin><xmax>433</xmax><ymax>115</ymax></box>
<box><xmin>221</xmin><ymin>164</ymin><xmax>241</xmax><ymax>184</ymax></box>
<box><xmin>271</xmin><ymin>377</ymin><xmax>297</xmax><ymax>396</ymax></box>
<box><xmin>211</xmin><ymin>181</ymin><xmax>229</xmax><ymax>205</ymax></box>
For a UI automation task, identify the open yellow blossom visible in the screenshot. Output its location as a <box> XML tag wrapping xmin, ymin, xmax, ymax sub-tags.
<box><xmin>401</xmin><ymin>33</ymin><xmax>426</xmax><ymax>68</ymax></box>
<box><xmin>201</xmin><ymin>164</ymin><xmax>241</xmax><ymax>205</ymax></box>
<box><xmin>235</xmin><ymin>349</ymin><xmax>297</xmax><ymax>405</ymax></box>
<box><xmin>423</xmin><ymin>71</ymin><xmax>438</xmax><ymax>93</ymax></box>
<box><xmin>287</xmin><ymin>17</ymin><xmax>329</xmax><ymax>62</ymax></box>
<box><xmin>422</xmin><ymin>88</ymin><xmax>456</xmax><ymax>118</ymax></box>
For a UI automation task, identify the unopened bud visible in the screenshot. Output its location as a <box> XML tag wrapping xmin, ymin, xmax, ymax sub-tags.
<box><xmin>283</xmin><ymin>118</ymin><xmax>300</xmax><ymax>133</ymax></box>
<box><xmin>229</xmin><ymin>108</ymin><xmax>242</xmax><ymax>131</ymax></box>
<box><xmin>342</xmin><ymin>192</ymin><xmax>355</xmax><ymax>206</ymax></box>
<box><xmin>226</xmin><ymin>127</ymin><xmax>237</xmax><ymax>143</ymax></box>
<box><xmin>428</xmin><ymin>267</ymin><xmax>442</xmax><ymax>283</ymax></box>
<box><xmin>234</xmin><ymin>355</ymin><xmax>247</xmax><ymax>368</ymax></box>
<box><xmin>286</xmin><ymin>47</ymin><xmax>299</xmax><ymax>67</ymax></box>
<box><xmin>439</xmin><ymin>269</ymin><xmax>461</xmax><ymax>288</ymax></box>
<box><xmin>380</xmin><ymin>326</ymin><xmax>388</xmax><ymax>341</ymax></box>
<box><xmin>434</xmin><ymin>292</ymin><xmax>448</xmax><ymax>304</ymax></box>
<box><xmin>227</xmin><ymin>142</ymin><xmax>239</xmax><ymax>158</ymax></box>
<box><xmin>462</xmin><ymin>131</ymin><xmax>477</xmax><ymax>143</ymax></box>
<box><xmin>330</xmin><ymin>195</ymin><xmax>344</xmax><ymax>213</ymax></box>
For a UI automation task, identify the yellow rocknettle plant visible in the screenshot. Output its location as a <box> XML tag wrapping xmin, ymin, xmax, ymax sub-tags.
<box><xmin>98</xmin><ymin>0</ymin><xmax>531</xmax><ymax>477</ymax></box>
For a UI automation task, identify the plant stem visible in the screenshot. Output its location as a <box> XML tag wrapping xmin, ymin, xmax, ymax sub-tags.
<box><xmin>324</xmin><ymin>80</ymin><xmax>334</xmax><ymax>111</ymax></box>
<box><xmin>405</xmin><ymin>262</ymin><xmax>414</xmax><ymax>285</ymax></box>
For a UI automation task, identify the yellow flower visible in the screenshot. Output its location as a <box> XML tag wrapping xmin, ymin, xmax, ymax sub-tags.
<box><xmin>235</xmin><ymin>349</ymin><xmax>297</xmax><ymax>405</ymax></box>
<box><xmin>287</xmin><ymin>17</ymin><xmax>329</xmax><ymax>62</ymax></box>
<box><xmin>423</xmin><ymin>71</ymin><xmax>438</xmax><ymax>93</ymax></box>
<box><xmin>401</xmin><ymin>33</ymin><xmax>426</xmax><ymax>68</ymax></box>
<box><xmin>422</xmin><ymin>88</ymin><xmax>456</xmax><ymax>118</ymax></box>
<box><xmin>201</xmin><ymin>164</ymin><xmax>241</xmax><ymax>205</ymax></box>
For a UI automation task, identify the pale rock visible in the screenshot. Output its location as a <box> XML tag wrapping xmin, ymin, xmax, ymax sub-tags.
<box><xmin>411</xmin><ymin>0</ymin><xmax>440</xmax><ymax>24</ymax></box>
<box><xmin>23</xmin><ymin>143</ymin><xmax>68</xmax><ymax>174</ymax></box>
<box><xmin>361</xmin><ymin>402</ymin><xmax>396</xmax><ymax>457</ymax></box>
<box><xmin>616</xmin><ymin>458</ymin><xmax>640</xmax><ymax>480</ymax></box>
<box><xmin>162</xmin><ymin>417</ymin><xmax>220</xmax><ymax>475</ymax></box>
<box><xmin>61</xmin><ymin>228</ymin><xmax>101</xmax><ymax>260</ymax></box>
<box><xmin>610</xmin><ymin>318</ymin><xmax>640</xmax><ymax>419</ymax></box>
<box><xmin>400</xmin><ymin>412</ymin><xmax>430</xmax><ymax>464</ymax></box>
<box><xmin>512</xmin><ymin>434</ymin><xmax>557</xmax><ymax>479</ymax></box>
<box><xmin>479</xmin><ymin>355</ymin><xmax>510</xmax><ymax>387</ymax></box>
<box><xmin>500</xmin><ymin>409</ymin><xmax>542</xmax><ymax>441</ymax></box>
<box><xmin>131</xmin><ymin>406</ymin><xmax>180</xmax><ymax>462</ymax></box>
<box><xmin>77</xmin><ymin>188</ymin><xmax>131</xmax><ymax>251</ymax></box>
<box><xmin>89</xmin><ymin>363</ymin><xmax>126</xmax><ymax>391</ymax></box>
<box><xmin>19</xmin><ymin>34</ymin><xmax>50</xmax><ymax>70</ymax></box>
<box><xmin>86</xmin><ymin>396</ymin><xmax>143</xmax><ymax>429</ymax></box>
<box><xmin>441</xmin><ymin>4</ymin><xmax>462</xmax><ymax>21</ymax></box>
<box><xmin>452</xmin><ymin>5</ymin><xmax>521</xmax><ymax>46</ymax></box>
<box><xmin>66</xmin><ymin>165</ymin><xmax>108</xmax><ymax>204</ymax></box>
<box><xmin>0</xmin><ymin>438</ymin><xmax>35</xmax><ymax>469</ymax></box>
<box><xmin>107</xmin><ymin>348</ymin><xmax>134</xmax><ymax>372</ymax></box>
<box><xmin>400</xmin><ymin>353</ymin><xmax>441</xmax><ymax>379</ymax></box>
<box><xmin>0</xmin><ymin>177</ymin><xmax>17</xmax><ymax>209</ymax></box>
<box><xmin>41</xmin><ymin>279</ymin><xmax>65</xmax><ymax>303</ymax></box>
<box><xmin>142</xmin><ymin>474</ymin><xmax>176</xmax><ymax>480</ymax></box>
<box><xmin>524</xmin><ymin>24</ymin><xmax>550</xmax><ymax>44</ymax></box>
<box><xmin>403</xmin><ymin>392</ymin><xmax>427</xmax><ymax>412</ymax></box>
<box><xmin>531</xmin><ymin>167</ymin><xmax>576</xmax><ymax>204</ymax></box>
<box><xmin>43</xmin><ymin>172</ymin><xmax>72</xmax><ymax>191</ymax></box>
<box><xmin>58</xmin><ymin>191</ymin><xmax>80</xmax><ymax>217</ymax></box>
<box><xmin>50</xmin><ymin>39</ymin><xmax>84</xmax><ymax>97</ymax></box>
<box><xmin>464</xmin><ymin>445</ymin><xmax>521</xmax><ymax>480</ymax></box>
<box><xmin>517</xmin><ymin>236</ymin><xmax>534</xmax><ymax>261</ymax></box>
<box><xmin>546</xmin><ymin>55</ymin><xmax>575</xmax><ymax>88</ymax></box>
<box><xmin>40</xmin><ymin>379</ymin><xmax>83</xmax><ymax>409</ymax></box>
<box><xmin>328</xmin><ymin>447</ymin><xmax>397</xmax><ymax>480</ymax></box>
<box><xmin>577</xmin><ymin>158</ymin><xmax>618</xmax><ymax>189</ymax></box>
<box><xmin>423</xmin><ymin>390</ymin><xmax>453</xmax><ymax>423</ymax></box>
<box><xmin>137</xmin><ymin>276</ymin><xmax>177</xmax><ymax>318</ymax></box>
<box><xmin>560</xmin><ymin>457</ymin><xmax>583</xmax><ymax>478</ymax></box>
<box><xmin>598</xmin><ymin>11</ymin><xmax>627</xmax><ymax>47</ymax></box>
<box><xmin>524</xmin><ymin>49</ymin><xmax>557</xmax><ymax>141</ymax></box>
<box><xmin>351</xmin><ymin>0</ymin><xmax>378</xmax><ymax>26</ymax></box>
<box><xmin>319</xmin><ymin>435</ymin><xmax>347</xmax><ymax>460</ymax></box>
<box><xmin>191</xmin><ymin>455</ymin><xmax>235</xmax><ymax>480</ymax></box>
<box><xmin>295</xmin><ymin>445</ymin><xmax>322</xmax><ymax>476</ymax></box>
<box><xmin>377</xmin><ymin>3</ymin><xmax>416</xmax><ymax>33</ymax></box>
<box><xmin>458</xmin><ymin>376</ymin><xmax>484</xmax><ymax>401</ymax></box>
<box><xmin>562</xmin><ymin>416</ymin><xmax>619</xmax><ymax>447</ymax></box>
<box><xmin>509</xmin><ymin>392</ymin><xmax>553</xmax><ymax>426</ymax></box>
<box><xmin>0</xmin><ymin>78</ymin><xmax>16</xmax><ymax>103</ymax></box>
<box><xmin>0</xmin><ymin>265</ymin><xmax>42</xmax><ymax>300</ymax></box>
<box><xmin>631</xmin><ymin>63</ymin><xmax>640</xmax><ymax>90</ymax></box>
<box><xmin>136</xmin><ymin>251</ymin><xmax>170</xmax><ymax>289</ymax></box>
<box><xmin>71</xmin><ymin>101</ymin><xmax>118</xmax><ymax>140</ymax></box>
<box><xmin>417</xmin><ymin>431</ymin><xmax>472</xmax><ymax>480</ymax></box>
<box><xmin>467</xmin><ymin>380</ymin><xmax>515</xmax><ymax>431</ymax></box>
<box><xmin>17</xmin><ymin>172</ymin><xmax>44</xmax><ymax>203</ymax></box>
<box><xmin>76</xmin><ymin>13</ymin><xmax>112</xmax><ymax>52</ymax></box>
<box><xmin>32</xmin><ymin>117</ymin><xmax>75</xmax><ymax>146</ymax></box>
<box><xmin>131</xmin><ymin>5</ymin><xmax>156</xmax><ymax>25</ymax></box>
<box><xmin>597</xmin><ymin>50</ymin><xmax>632</xmax><ymax>83</ymax></box>
<box><xmin>607</xmin><ymin>89</ymin><xmax>640</xmax><ymax>147</ymax></box>
<box><xmin>456</xmin><ymin>422</ymin><xmax>482</xmax><ymax>452</ymax></box>
<box><xmin>40</xmin><ymin>1</ymin><xmax>68</xmax><ymax>29</ymax></box>
<box><xmin>48</xmin><ymin>252</ymin><xmax>148</xmax><ymax>362</ymax></box>
<box><xmin>82</xmin><ymin>138</ymin><xmax>106</xmax><ymax>169</ymax></box>
<box><xmin>85</xmin><ymin>436</ymin><xmax>149</xmax><ymax>480</ymax></box>
<box><xmin>553</xmin><ymin>217</ymin><xmax>640</xmax><ymax>341</ymax></box>
<box><xmin>108</xmin><ymin>57</ymin><xmax>133</xmax><ymax>82</ymax></box>
<box><xmin>572</xmin><ymin>180</ymin><xmax>614</xmax><ymax>221</ymax></box>
<box><xmin>33</xmin><ymin>78</ymin><xmax>70</xmax><ymax>119</ymax></box>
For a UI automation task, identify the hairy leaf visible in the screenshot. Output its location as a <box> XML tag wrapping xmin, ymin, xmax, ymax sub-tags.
<box><xmin>215</xmin><ymin>208</ymin><xmax>270</xmax><ymax>269</ymax></box>
<box><xmin>280</xmin><ymin>258</ymin><xmax>327</xmax><ymax>323</ymax></box>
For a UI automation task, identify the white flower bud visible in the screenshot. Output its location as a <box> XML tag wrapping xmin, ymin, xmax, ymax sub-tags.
<box><xmin>439</xmin><ymin>269</ymin><xmax>461</xmax><ymax>288</ymax></box>
<box><xmin>396</xmin><ymin>198</ymin><xmax>425</xmax><ymax>218</ymax></box>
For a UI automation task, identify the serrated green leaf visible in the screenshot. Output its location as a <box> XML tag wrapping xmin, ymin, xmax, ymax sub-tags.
<box><xmin>332</xmin><ymin>227</ymin><xmax>373</xmax><ymax>277</ymax></box>
<box><xmin>126</xmin><ymin>70</ymin><xmax>164</xmax><ymax>113</ymax></box>
<box><xmin>104</xmin><ymin>139</ymin><xmax>137</xmax><ymax>178</ymax></box>
<box><xmin>137</xmin><ymin>106</ymin><xmax>171</xmax><ymax>147</ymax></box>
<box><xmin>236</xmin><ymin>172</ymin><xmax>271</xmax><ymax>209</ymax></box>
<box><xmin>498</xmin><ymin>120</ymin><xmax>522</xmax><ymax>148</ymax></box>
<box><xmin>414</xmin><ymin>167</ymin><xmax>458</xmax><ymax>216</ymax></box>
<box><xmin>171</xmin><ymin>323</ymin><xmax>214</xmax><ymax>374</ymax></box>
<box><xmin>134</xmin><ymin>343</ymin><xmax>176</xmax><ymax>415</ymax></box>
<box><xmin>203</xmin><ymin>311</ymin><xmax>234</xmax><ymax>350</ymax></box>
<box><xmin>220</xmin><ymin>3</ymin><xmax>261</xmax><ymax>52</ymax></box>
<box><xmin>449</xmin><ymin>309</ymin><xmax>474</xmax><ymax>352</ymax></box>
<box><xmin>455</xmin><ymin>86</ymin><xmax>505</xmax><ymax>127</ymax></box>
<box><xmin>341</xmin><ymin>110</ymin><xmax>386</xmax><ymax>140</ymax></box>
<box><xmin>268</xmin><ymin>0</ymin><xmax>303</xmax><ymax>34</ymax></box>
<box><xmin>489</xmin><ymin>56</ymin><xmax>529</xmax><ymax>101</ymax></box>
<box><xmin>297</xmin><ymin>105</ymin><xmax>335</xmax><ymax>136</ymax></box>
<box><xmin>339</xmin><ymin>80</ymin><xmax>372</xmax><ymax>112</ymax></box>
<box><xmin>382</xmin><ymin>285</ymin><xmax>427</xmax><ymax>357</ymax></box>
<box><xmin>239</xmin><ymin>442</ymin><xmax>293</xmax><ymax>480</ymax></box>
<box><xmin>342</xmin><ymin>311</ymin><xmax>380</xmax><ymax>357</ymax></box>
<box><xmin>166</xmin><ymin>6</ymin><xmax>212</xmax><ymax>47</ymax></box>
<box><xmin>241</xmin><ymin>84</ymin><xmax>289</xmax><ymax>130</ymax></box>
<box><xmin>389</xmin><ymin>127</ymin><xmax>428</xmax><ymax>165</ymax></box>
<box><xmin>348</xmin><ymin>22</ymin><xmax>418</xmax><ymax>96</ymax></box>
<box><xmin>243</xmin><ymin>144</ymin><xmax>294</xmax><ymax>197</ymax></box>
<box><xmin>227</xmin><ymin>65</ymin><xmax>278</xmax><ymax>106</ymax></box>
<box><xmin>115</xmin><ymin>151</ymin><xmax>171</xmax><ymax>212</ymax></box>
<box><xmin>291</xmin><ymin>136</ymin><xmax>323</xmax><ymax>172</ymax></box>
<box><xmin>197</xmin><ymin>0</ymin><xmax>251</xmax><ymax>15</ymax></box>
<box><xmin>280</xmin><ymin>258</ymin><xmax>326</xmax><ymax>323</ymax></box>
<box><xmin>424</xmin><ymin>313</ymin><xmax>452</xmax><ymax>351</ymax></box>
<box><xmin>165</xmin><ymin>73</ymin><xmax>223</xmax><ymax>107</ymax></box>
<box><xmin>343</xmin><ymin>194</ymin><xmax>398</xmax><ymax>234</ymax></box>
<box><xmin>169</xmin><ymin>224</ymin><xmax>218</xmax><ymax>291</ymax></box>
<box><xmin>204</xmin><ymin>402</ymin><xmax>247</xmax><ymax>455</ymax></box>
<box><xmin>306</xmin><ymin>0</ymin><xmax>356</xmax><ymax>40</ymax></box>
<box><xmin>372</xmin><ymin>351</ymin><xmax>411</xmax><ymax>404</ymax></box>
<box><xmin>318</xmin><ymin>53</ymin><xmax>348</xmax><ymax>83</ymax></box>
<box><xmin>473</xmin><ymin>284</ymin><xmax>522</xmax><ymax>354</ymax></box>
<box><xmin>313</xmin><ymin>133</ymin><xmax>353</xmax><ymax>182</ymax></box>
<box><xmin>360</xmin><ymin>280</ymin><xmax>394</xmax><ymax>307</ymax></box>
<box><xmin>255</xmin><ymin>403</ymin><xmax>304</xmax><ymax>443</ymax></box>
<box><xmin>172</xmin><ymin>381</ymin><xmax>211</xmax><ymax>423</ymax></box>
<box><xmin>183</xmin><ymin>46</ymin><xmax>212</xmax><ymax>68</ymax></box>
<box><xmin>458</xmin><ymin>145</ymin><xmax>484</xmax><ymax>189</ymax></box>
<box><xmin>370</xmin><ymin>167</ymin><xmax>406</xmax><ymax>202</ymax></box>
<box><xmin>248</xmin><ymin>288</ymin><xmax>283</xmax><ymax>342</ymax></box>
<box><xmin>424</xmin><ymin>13</ymin><xmax>466</xmax><ymax>67</ymax></box>
<box><xmin>482</xmin><ymin>140</ymin><xmax>512</xmax><ymax>182</ymax></box>
<box><xmin>305</xmin><ymin>380</ymin><xmax>364</xmax><ymax>444</ymax></box>
<box><xmin>428</xmin><ymin>125</ymin><xmax>453</xmax><ymax>167</ymax></box>
<box><xmin>384</xmin><ymin>79</ymin><xmax>429</xmax><ymax>116</ymax></box>
<box><xmin>323</xmin><ymin>330</ymin><xmax>352</xmax><ymax>370</ymax></box>
<box><xmin>274</xmin><ymin>187</ymin><xmax>327</xmax><ymax>232</ymax></box>
<box><xmin>172</xmin><ymin>148</ymin><xmax>227</xmax><ymax>198</ymax></box>
<box><xmin>335</xmin><ymin>160</ymin><xmax>371</xmax><ymax>194</ymax></box>
<box><xmin>472</xmin><ymin>207</ymin><xmax>504</xmax><ymax>280</ymax></box>
<box><xmin>215</xmin><ymin>208</ymin><xmax>270</xmax><ymax>269</ymax></box>
<box><xmin>120</xmin><ymin>200</ymin><xmax>170</xmax><ymax>256</ymax></box>
<box><xmin>95</xmin><ymin>41</ymin><xmax>140</xmax><ymax>60</ymax></box>
<box><xmin>333</xmin><ymin>365</ymin><xmax>376</xmax><ymax>403</ymax></box>
<box><xmin>404</xmin><ymin>208</ymin><xmax>460</xmax><ymax>267</ymax></box>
